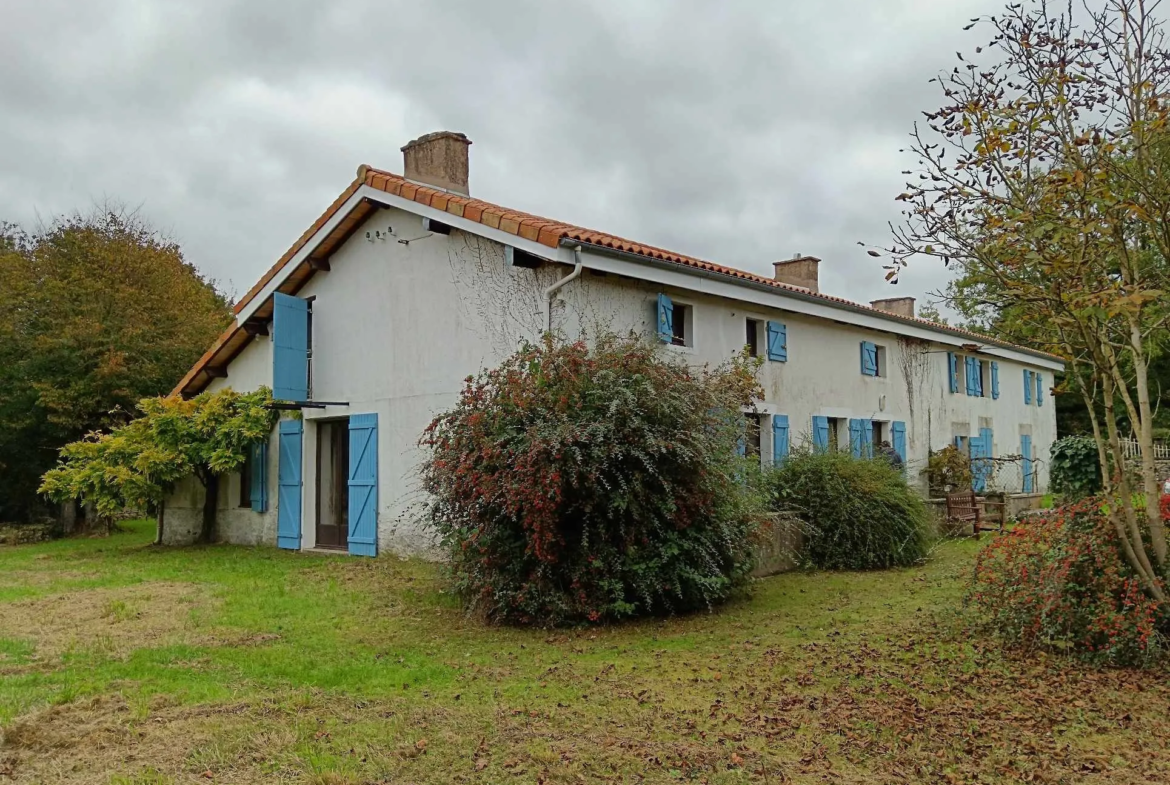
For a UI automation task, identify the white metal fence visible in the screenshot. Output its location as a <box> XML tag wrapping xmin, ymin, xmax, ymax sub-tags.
<box><xmin>1118</xmin><ymin>438</ymin><xmax>1170</xmax><ymax>461</ymax></box>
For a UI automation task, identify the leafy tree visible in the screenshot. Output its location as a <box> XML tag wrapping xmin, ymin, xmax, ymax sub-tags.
<box><xmin>0</xmin><ymin>207</ymin><xmax>230</xmax><ymax>522</ymax></box>
<box><xmin>40</xmin><ymin>388</ymin><xmax>276</xmax><ymax>543</ymax></box>
<box><xmin>881</xmin><ymin>0</ymin><xmax>1170</xmax><ymax>600</ymax></box>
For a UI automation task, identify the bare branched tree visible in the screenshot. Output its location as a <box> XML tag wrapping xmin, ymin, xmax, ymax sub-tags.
<box><xmin>878</xmin><ymin>0</ymin><xmax>1170</xmax><ymax>598</ymax></box>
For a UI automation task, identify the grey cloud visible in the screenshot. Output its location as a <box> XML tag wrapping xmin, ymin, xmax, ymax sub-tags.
<box><xmin>1</xmin><ymin>0</ymin><xmax>989</xmax><ymax>307</ymax></box>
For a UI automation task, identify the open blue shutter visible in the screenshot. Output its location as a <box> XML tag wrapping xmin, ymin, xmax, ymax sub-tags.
<box><xmin>1035</xmin><ymin>373</ymin><xmax>1043</xmax><ymax>406</ymax></box>
<box><xmin>276</xmin><ymin>420</ymin><xmax>302</xmax><ymax>549</ymax></box>
<box><xmin>249</xmin><ymin>440</ymin><xmax>268</xmax><ymax>513</ymax></box>
<box><xmin>991</xmin><ymin>362</ymin><xmax>1000</xmax><ymax>400</ymax></box>
<box><xmin>812</xmin><ymin>416</ymin><xmax>830</xmax><ymax>452</ymax></box>
<box><xmin>273</xmin><ymin>293</ymin><xmax>309</xmax><ymax>401</ymax></box>
<box><xmin>656</xmin><ymin>293</ymin><xmax>674</xmax><ymax>343</ymax></box>
<box><xmin>975</xmin><ymin>362</ymin><xmax>984</xmax><ymax>397</ymax></box>
<box><xmin>948</xmin><ymin>352</ymin><xmax>959</xmax><ymax>393</ymax></box>
<box><xmin>1024</xmin><ymin>369</ymin><xmax>1034</xmax><ymax>404</ymax></box>
<box><xmin>766</xmin><ymin>321</ymin><xmax>788</xmax><ymax>362</ymax></box>
<box><xmin>1021</xmin><ymin>435</ymin><xmax>1034</xmax><ymax>492</ymax></box>
<box><xmin>772</xmin><ymin>414</ymin><xmax>789</xmax><ymax>464</ymax></box>
<box><xmin>849</xmin><ymin>419</ymin><xmax>864</xmax><ymax>457</ymax></box>
<box><xmin>891</xmin><ymin>421</ymin><xmax>907</xmax><ymax>464</ymax></box>
<box><xmin>860</xmin><ymin>342</ymin><xmax>877</xmax><ymax>376</ymax></box>
<box><xmin>965</xmin><ymin>357</ymin><xmax>976</xmax><ymax>396</ymax></box>
<box><xmin>973</xmin><ymin>427</ymin><xmax>993</xmax><ymax>492</ymax></box>
<box><xmin>347</xmin><ymin>413</ymin><xmax>379</xmax><ymax>557</ymax></box>
<box><xmin>862</xmin><ymin>420</ymin><xmax>874</xmax><ymax>458</ymax></box>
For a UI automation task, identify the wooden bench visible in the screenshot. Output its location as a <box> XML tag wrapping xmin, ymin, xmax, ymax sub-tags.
<box><xmin>946</xmin><ymin>490</ymin><xmax>986</xmax><ymax>537</ymax></box>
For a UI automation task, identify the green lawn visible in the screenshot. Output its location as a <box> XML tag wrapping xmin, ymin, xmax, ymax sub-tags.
<box><xmin>1</xmin><ymin>522</ymin><xmax>1167</xmax><ymax>784</ymax></box>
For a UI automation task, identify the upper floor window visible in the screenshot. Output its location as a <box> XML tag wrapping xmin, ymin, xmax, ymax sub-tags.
<box><xmin>746</xmin><ymin>318</ymin><xmax>787</xmax><ymax>361</ymax></box>
<box><xmin>656</xmin><ymin>293</ymin><xmax>692</xmax><ymax>347</ymax></box>
<box><xmin>860</xmin><ymin>341</ymin><xmax>886</xmax><ymax>377</ymax></box>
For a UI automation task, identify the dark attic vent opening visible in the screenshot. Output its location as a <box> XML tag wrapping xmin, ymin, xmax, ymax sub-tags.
<box><xmin>505</xmin><ymin>246</ymin><xmax>542</xmax><ymax>269</ymax></box>
<box><xmin>421</xmin><ymin>217</ymin><xmax>452</xmax><ymax>235</ymax></box>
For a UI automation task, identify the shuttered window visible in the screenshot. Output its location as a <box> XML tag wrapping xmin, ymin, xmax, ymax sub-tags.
<box><xmin>772</xmin><ymin>414</ymin><xmax>790</xmax><ymax>465</ymax></box>
<box><xmin>766</xmin><ymin>321</ymin><xmax>788</xmax><ymax>362</ymax></box>
<box><xmin>277</xmin><ymin>420</ymin><xmax>303</xmax><ymax>550</ymax></box>
<box><xmin>273</xmin><ymin>293</ymin><xmax>310</xmax><ymax>401</ymax></box>
<box><xmin>347</xmin><ymin>413</ymin><xmax>379</xmax><ymax>557</ymax></box>
<box><xmin>860</xmin><ymin>341</ymin><xmax>878</xmax><ymax>376</ymax></box>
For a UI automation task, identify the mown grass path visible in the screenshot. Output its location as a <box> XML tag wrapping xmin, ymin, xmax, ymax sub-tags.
<box><xmin>1</xmin><ymin>521</ymin><xmax>1166</xmax><ymax>783</ymax></box>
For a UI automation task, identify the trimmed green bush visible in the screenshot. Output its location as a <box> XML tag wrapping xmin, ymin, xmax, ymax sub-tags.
<box><xmin>1049</xmin><ymin>435</ymin><xmax>1103</xmax><ymax>499</ymax></box>
<box><xmin>418</xmin><ymin>334</ymin><xmax>768</xmax><ymax>626</ymax></box>
<box><xmin>767</xmin><ymin>449</ymin><xmax>934</xmax><ymax>570</ymax></box>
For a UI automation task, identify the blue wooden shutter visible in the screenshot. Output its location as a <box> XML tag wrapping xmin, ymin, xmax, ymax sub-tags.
<box><xmin>975</xmin><ymin>361</ymin><xmax>984</xmax><ymax>397</ymax></box>
<box><xmin>1020</xmin><ymin>435</ymin><xmax>1034</xmax><ymax>492</ymax></box>
<box><xmin>272</xmin><ymin>293</ymin><xmax>310</xmax><ymax>401</ymax></box>
<box><xmin>1024</xmin><ymin>369</ymin><xmax>1033</xmax><ymax>404</ymax></box>
<box><xmin>812</xmin><ymin>416</ymin><xmax>830</xmax><ymax>452</ymax></box>
<box><xmin>347</xmin><ymin>413</ymin><xmax>379</xmax><ymax>557</ymax></box>
<box><xmin>860</xmin><ymin>342</ymin><xmax>877</xmax><ymax>376</ymax></box>
<box><xmin>766</xmin><ymin>321</ymin><xmax>788</xmax><ymax>362</ymax></box>
<box><xmin>973</xmin><ymin>427</ymin><xmax>993</xmax><ymax>492</ymax></box>
<box><xmin>991</xmin><ymin>362</ymin><xmax>1000</xmax><ymax>400</ymax></box>
<box><xmin>965</xmin><ymin>357</ymin><xmax>977</xmax><ymax>395</ymax></box>
<box><xmin>849</xmin><ymin>419</ymin><xmax>864</xmax><ymax>457</ymax></box>
<box><xmin>891</xmin><ymin>421</ymin><xmax>907</xmax><ymax>464</ymax></box>
<box><xmin>862</xmin><ymin>420</ymin><xmax>874</xmax><ymax>458</ymax></box>
<box><xmin>276</xmin><ymin>420</ymin><xmax>303</xmax><ymax>549</ymax></box>
<box><xmin>772</xmin><ymin>414</ymin><xmax>789</xmax><ymax>464</ymax></box>
<box><xmin>656</xmin><ymin>293</ymin><xmax>674</xmax><ymax>343</ymax></box>
<box><xmin>948</xmin><ymin>352</ymin><xmax>958</xmax><ymax>393</ymax></box>
<box><xmin>249</xmin><ymin>440</ymin><xmax>268</xmax><ymax>513</ymax></box>
<box><xmin>1035</xmin><ymin>373</ymin><xmax>1043</xmax><ymax>406</ymax></box>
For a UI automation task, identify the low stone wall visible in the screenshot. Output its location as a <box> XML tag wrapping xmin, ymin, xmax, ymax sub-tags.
<box><xmin>0</xmin><ymin>522</ymin><xmax>57</xmax><ymax>546</ymax></box>
<box><xmin>752</xmin><ymin>514</ymin><xmax>804</xmax><ymax>577</ymax></box>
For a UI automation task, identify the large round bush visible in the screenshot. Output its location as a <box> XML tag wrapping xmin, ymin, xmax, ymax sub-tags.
<box><xmin>419</xmin><ymin>334</ymin><xmax>765</xmax><ymax>626</ymax></box>
<box><xmin>970</xmin><ymin>499</ymin><xmax>1167</xmax><ymax>666</ymax></box>
<box><xmin>767</xmin><ymin>449</ymin><xmax>934</xmax><ymax>570</ymax></box>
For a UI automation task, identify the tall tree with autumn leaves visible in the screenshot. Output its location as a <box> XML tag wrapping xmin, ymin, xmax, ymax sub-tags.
<box><xmin>0</xmin><ymin>207</ymin><xmax>230</xmax><ymax>522</ymax></box>
<box><xmin>882</xmin><ymin>0</ymin><xmax>1170</xmax><ymax>599</ymax></box>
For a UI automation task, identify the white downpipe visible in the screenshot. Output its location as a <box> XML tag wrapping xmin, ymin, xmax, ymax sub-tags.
<box><xmin>543</xmin><ymin>245</ymin><xmax>584</xmax><ymax>332</ymax></box>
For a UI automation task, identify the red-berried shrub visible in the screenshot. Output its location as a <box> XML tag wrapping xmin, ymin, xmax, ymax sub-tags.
<box><xmin>970</xmin><ymin>499</ymin><xmax>1167</xmax><ymax>666</ymax></box>
<box><xmin>419</xmin><ymin>333</ymin><xmax>766</xmax><ymax>626</ymax></box>
<box><xmin>1160</xmin><ymin>493</ymin><xmax>1170</xmax><ymax>523</ymax></box>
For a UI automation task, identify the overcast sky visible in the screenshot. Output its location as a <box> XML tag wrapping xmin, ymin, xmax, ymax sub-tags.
<box><xmin>1</xmin><ymin>0</ymin><xmax>993</xmax><ymax>310</ymax></box>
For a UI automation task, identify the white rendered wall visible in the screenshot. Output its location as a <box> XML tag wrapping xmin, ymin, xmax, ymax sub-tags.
<box><xmin>171</xmin><ymin>206</ymin><xmax>1059</xmax><ymax>554</ymax></box>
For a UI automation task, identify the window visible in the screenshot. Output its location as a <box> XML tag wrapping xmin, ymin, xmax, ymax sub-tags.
<box><xmin>655</xmin><ymin>293</ymin><xmax>693</xmax><ymax>347</ymax></box>
<box><xmin>238</xmin><ymin>450</ymin><xmax>253</xmax><ymax>508</ymax></box>
<box><xmin>746</xmin><ymin>319</ymin><xmax>761</xmax><ymax>357</ymax></box>
<box><xmin>744</xmin><ymin>414</ymin><xmax>761</xmax><ymax>458</ymax></box>
<box><xmin>872</xmin><ymin>420</ymin><xmax>886</xmax><ymax>445</ymax></box>
<box><xmin>828</xmin><ymin>417</ymin><xmax>846</xmax><ymax>451</ymax></box>
<box><xmin>671</xmin><ymin>304</ymin><xmax>689</xmax><ymax>346</ymax></box>
<box><xmin>861</xmin><ymin>341</ymin><xmax>886</xmax><ymax>377</ymax></box>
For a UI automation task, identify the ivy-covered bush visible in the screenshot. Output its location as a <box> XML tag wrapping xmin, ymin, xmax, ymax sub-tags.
<box><xmin>418</xmin><ymin>334</ymin><xmax>766</xmax><ymax>626</ymax></box>
<box><xmin>766</xmin><ymin>449</ymin><xmax>934</xmax><ymax>570</ymax></box>
<box><xmin>1049</xmin><ymin>435</ymin><xmax>1103</xmax><ymax>499</ymax></box>
<box><xmin>970</xmin><ymin>499</ymin><xmax>1167</xmax><ymax>667</ymax></box>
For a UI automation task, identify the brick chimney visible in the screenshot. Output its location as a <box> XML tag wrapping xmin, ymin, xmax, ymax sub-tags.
<box><xmin>401</xmin><ymin>131</ymin><xmax>472</xmax><ymax>195</ymax></box>
<box><xmin>773</xmin><ymin>254</ymin><xmax>820</xmax><ymax>293</ymax></box>
<box><xmin>870</xmin><ymin>297</ymin><xmax>916</xmax><ymax>318</ymax></box>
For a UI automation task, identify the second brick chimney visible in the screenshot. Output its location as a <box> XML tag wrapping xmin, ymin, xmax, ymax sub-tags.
<box><xmin>870</xmin><ymin>297</ymin><xmax>916</xmax><ymax>318</ymax></box>
<box><xmin>773</xmin><ymin>254</ymin><xmax>821</xmax><ymax>293</ymax></box>
<box><xmin>401</xmin><ymin>131</ymin><xmax>472</xmax><ymax>195</ymax></box>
